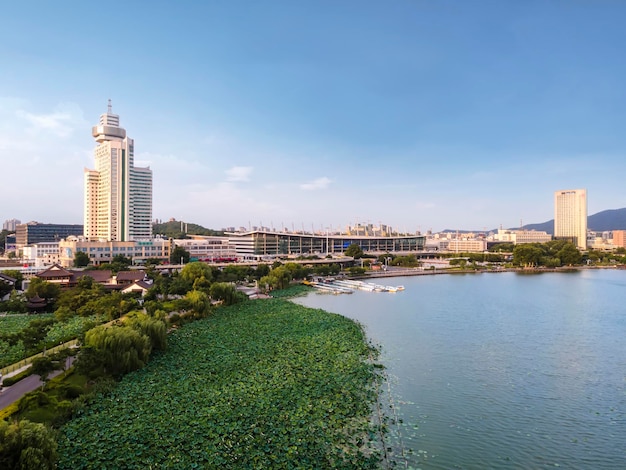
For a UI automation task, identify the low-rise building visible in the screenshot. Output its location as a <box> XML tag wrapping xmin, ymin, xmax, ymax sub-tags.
<box><xmin>36</xmin><ymin>263</ymin><xmax>151</xmax><ymax>290</ymax></box>
<box><xmin>226</xmin><ymin>230</ymin><xmax>425</xmax><ymax>260</ymax></box>
<box><xmin>16</xmin><ymin>222</ymin><xmax>84</xmax><ymax>249</ymax></box>
<box><xmin>493</xmin><ymin>229</ymin><xmax>552</xmax><ymax>245</ymax></box>
<box><xmin>173</xmin><ymin>236</ymin><xmax>236</xmax><ymax>261</ymax></box>
<box><xmin>58</xmin><ymin>236</ymin><xmax>171</xmax><ymax>267</ymax></box>
<box><xmin>447</xmin><ymin>239</ymin><xmax>488</xmax><ymax>252</ymax></box>
<box><xmin>22</xmin><ymin>242</ymin><xmax>60</xmax><ymax>267</ymax></box>
<box><xmin>612</xmin><ymin>230</ymin><xmax>626</xmax><ymax>249</ymax></box>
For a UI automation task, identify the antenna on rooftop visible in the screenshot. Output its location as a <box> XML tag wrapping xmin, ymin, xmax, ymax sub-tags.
<box><xmin>108</xmin><ymin>99</ymin><xmax>112</xmax><ymax>113</ymax></box>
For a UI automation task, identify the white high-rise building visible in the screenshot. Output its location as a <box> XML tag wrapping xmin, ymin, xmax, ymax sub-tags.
<box><xmin>84</xmin><ymin>101</ymin><xmax>152</xmax><ymax>241</ymax></box>
<box><xmin>554</xmin><ymin>189</ymin><xmax>587</xmax><ymax>250</ymax></box>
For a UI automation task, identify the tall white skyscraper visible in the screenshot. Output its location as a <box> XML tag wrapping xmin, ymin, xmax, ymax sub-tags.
<box><xmin>84</xmin><ymin>101</ymin><xmax>152</xmax><ymax>241</ymax></box>
<box><xmin>554</xmin><ymin>189</ymin><xmax>587</xmax><ymax>250</ymax></box>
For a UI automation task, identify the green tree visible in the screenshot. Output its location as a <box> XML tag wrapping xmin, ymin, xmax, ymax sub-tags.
<box><xmin>181</xmin><ymin>261</ymin><xmax>214</xmax><ymax>284</ymax></box>
<box><xmin>99</xmin><ymin>254</ymin><xmax>133</xmax><ymax>273</ymax></box>
<box><xmin>82</xmin><ymin>325</ymin><xmax>152</xmax><ymax>378</ymax></box>
<box><xmin>31</xmin><ymin>356</ymin><xmax>56</xmax><ymax>390</ymax></box>
<box><xmin>192</xmin><ymin>275</ymin><xmax>212</xmax><ymax>293</ymax></box>
<box><xmin>0</xmin><ymin>280</ymin><xmax>13</xmax><ymax>299</ymax></box>
<box><xmin>0</xmin><ymin>420</ymin><xmax>58</xmax><ymax>470</ymax></box>
<box><xmin>556</xmin><ymin>242</ymin><xmax>582</xmax><ymax>266</ymax></box>
<box><xmin>184</xmin><ymin>290</ymin><xmax>211</xmax><ymax>316</ymax></box>
<box><xmin>252</xmin><ymin>263</ymin><xmax>270</xmax><ymax>280</ymax></box>
<box><xmin>344</xmin><ymin>243</ymin><xmax>364</xmax><ymax>259</ymax></box>
<box><xmin>21</xmin><ymin>318</ymin><xmax>55</xmax><ymax>355</ymax></box>
<box><xmin>125</xmin><ymin>312</ymin><xmax>167</xmax><ymax>351</ymax></box>
<box><xmin>209</xmin><ymin>282</ymin><xmax>241</xmax><ymax>306</ymax></box>
<box><xmin>73</xmin><ymin>250</ymin><xmax>90</xmax><ymax>267</ymax></box>
<box><xmin>25</xmin><ymin>278</ymin><xmax>61</xmax><ymax>303</ymax></box>
<box><xmin>512</xmin><ymin>244</ymin><xmax>544</xmax><ymax>267</ymax></box>
<box><xmin>489</xmin><ymin>243</ymin><xmax>515</xmax><ymax>253</ymax></box>
<box><xmin>2</xmin><ymin>269</ymin><xmax>23</xmax><ymax>289</ymax></box>
<box><xmin>170</xmin><ymin>246</ymin><xmax>191</xmax><ymax>264</ymax></box>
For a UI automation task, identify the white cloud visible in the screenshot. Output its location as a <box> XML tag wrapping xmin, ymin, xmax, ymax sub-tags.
<box><xmin>15</xmin><ymin>102</ymin><xmax>87</xmax><ymax>139</ymax></box>
<box><xmin>300</xmin><ymin>177</ymin><xmax>332</xmax><ymax>191</ymax></box>
<box><xmin>225</xmin><ymin>166</ymin><xmax>253</xmax><ymax>182</ymax></box>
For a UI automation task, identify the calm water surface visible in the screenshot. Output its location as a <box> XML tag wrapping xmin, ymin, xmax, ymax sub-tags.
<box><xmin>294</xmin><ymin>270</ymin><xmax>626</xmax><ymax>469</ymax></box>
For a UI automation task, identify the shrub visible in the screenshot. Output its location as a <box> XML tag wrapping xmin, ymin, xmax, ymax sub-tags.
<box><xmin>2</xmin><ymin>366</ymin><xmax>32</xmax><ymax>387</ymax></box>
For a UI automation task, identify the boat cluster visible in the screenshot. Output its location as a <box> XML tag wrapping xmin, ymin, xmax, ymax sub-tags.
<box><xmin>304</xmin><ymin>278</ymin><xmax>405</xmax><ymax>295</ymax></box>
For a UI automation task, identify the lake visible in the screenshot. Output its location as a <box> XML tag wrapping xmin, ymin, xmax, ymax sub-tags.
<box><xmin>294</xmin><ymin>269</ymin><xmax>626</xmax><ymax>469</ymax></box>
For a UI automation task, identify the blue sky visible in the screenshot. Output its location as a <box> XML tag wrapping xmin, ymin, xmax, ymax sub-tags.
<box><xmin>1</xmin><ymin>1</ymin><xmax>625</xmax><ymax>232</ymax></box>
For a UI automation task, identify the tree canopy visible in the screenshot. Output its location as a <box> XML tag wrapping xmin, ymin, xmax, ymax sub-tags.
<box><xmin>344</xmin><ymin>243</ymin><xmax>364</xmax><ymax>259</ymax></box>
<box><xmin>0</xmin><ymin>420</ymin><xmax>58</xmax><ymax>470</ymax></box>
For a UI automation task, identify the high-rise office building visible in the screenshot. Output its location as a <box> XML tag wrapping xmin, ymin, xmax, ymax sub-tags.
<box><xmin>554</xmin><ymin>189</ymin><xmax>587</xmax><ymax>250</ymax></box>
<box><xmin>3</xmin><ymin>219</ymin><xmax>21</xmax><ymax>231</ymax></box>
<box><xmin>84</xmin><ymin>101</ymin><xmax>152</xmax><ymax>241</ymax></box>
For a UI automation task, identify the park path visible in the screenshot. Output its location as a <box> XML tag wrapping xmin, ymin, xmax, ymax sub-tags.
<box><xmin>0</xmin><ymin>357</ymin><xmax>74</xmax><ymax>410</ymax></box>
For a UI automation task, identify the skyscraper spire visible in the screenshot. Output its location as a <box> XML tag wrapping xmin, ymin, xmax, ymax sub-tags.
<box><xmin>107</xmin><ymin>99</ymin><xmax>112</xmax><ymax>114</ymax></box>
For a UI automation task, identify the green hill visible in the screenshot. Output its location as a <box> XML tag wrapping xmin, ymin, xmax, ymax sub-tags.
<box><xmin>152</xmin><ymin>220</ymin><xmax>224</xmax><ymax>239</ymax></box>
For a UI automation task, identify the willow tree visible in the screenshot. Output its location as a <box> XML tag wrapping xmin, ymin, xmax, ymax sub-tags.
<box><xmin>82</xmin><ymin>325</ymin><xmax>152</xmax><ymax>378</ymax></box>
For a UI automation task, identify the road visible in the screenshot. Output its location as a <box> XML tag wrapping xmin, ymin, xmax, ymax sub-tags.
<box><xmin>0</xmin><ymin>357</ymin><xmax>75</xmax><ymax>410</ymax></box>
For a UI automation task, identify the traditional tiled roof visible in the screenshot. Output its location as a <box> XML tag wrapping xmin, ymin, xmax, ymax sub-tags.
<box><xmin>71</xmin><ymin>270</ymin><xmax>113</xmax><ymax>284</ymax></box>
<box><xmin>37</xmin><ymin>264</ymin><xmax>73</xmax><ymax>279</ymax></box>
<box><xmin>116</xmin><ymin>271</ymin><xmax>146</xmax><ymax>282</ymax></box>
<box><xmin>0</xmin><ymin>273</ymin><xmax>16</xmax><ymax>284</ymax></box>
<box><xmin>26</xmin><ymin>294</ymin><xmax>47</xmax><ymax>309</ymax></box>
<box><xmin>121</xmin><ymin>280</ymin><xmax>152</xmax><ymax>294</ymax></box>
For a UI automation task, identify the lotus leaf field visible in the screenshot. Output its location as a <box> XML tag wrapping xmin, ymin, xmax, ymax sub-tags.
<box><xmin>57</xmin><ymin>299</ymin><xmax>383</xmax><ymax>469</ymax></box>
<box><xmin>0</xmin><ymin>314</ymin><xmax>103</xmax><ymax>368</ymax></box>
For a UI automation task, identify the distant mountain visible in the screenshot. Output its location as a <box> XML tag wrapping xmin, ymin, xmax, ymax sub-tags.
<box><xmin>522</xmin><ymin>208</ymin><xmax>626</xmax><ymax>235</ymax></box>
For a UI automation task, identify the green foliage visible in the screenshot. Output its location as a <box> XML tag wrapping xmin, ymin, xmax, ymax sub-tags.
<box><xmin>2</xmin><ymin>269</ymin><xmax>24</xmax><ymax>288</ymax></box>
<box><xmin>0</xmin><ymin>314</ymin><xmax>99</xmax><ymax>368</ymax></box>
<box><xmin>184</xmin><ymin>290</ymin><xmax>211</xmax><ymax>316</ymax></box>
<box><xmin>348</xmin><ymin>266</ymin><xmax>367</xmax><ymax>276</ymax></box>
<box><xmin>31</xmin><ymin>356</ymin><xmax>56</xmax><ymax>388</ymax></box>
<box><xmin>73</xmin><ymin>251</ymin><xmax>90</xmax><ymax>268</ymax></box>
<box><xmin>0</xmin><ymin>280</ymin><xmax>13</xmax><ymax>299</ymax></box>
<box><xmin>0</xmin><ymin>420</ymin><xmax>58</xmax><ymax>470</ymax></box>
<box><xmin>20</xmin><ymin>317</ymin><xmax>55</xmax><ymax>354</ymax></box>
<box><xmin>252</xmin><ymin>263</ymin><xmax>270</xmax><ymax>279</ymax></box>
<box><xmin>79</xmin><ymin>325</ymin><xmax>152</xmax><ymax>379</ymax></box>
<box><xmin>512</xmin><ymin>241</ymin><xmax>582</xmax><ymax>267</ymax></box>
<box><xmin>2</xmin><ymin>366</ymin><xmax>32</xmax><ymax>387</ymax></box>
<box><xmin>209</xmin><ymin>282</ymin><xmax>242</xmax><ymax>306</ymax></box>
<box><xmin>57</xmin><ymin>299</ymin><xmax>381</xmax><ymax>469</ymax></box>
<box><xmin>0</xmin><ymin>290</ymin><xmax>27</xmax><ymax>313</ymax></box>
<box><xmin>170</xmin><ymin>245</ymin><xmax>191</xmax><ymax>264</ymax></box>
<box><xmin>344</xmin><ymin>243</ymin><xmax>364</xmax><ymax>259</ymax></box>
<box><xmin>124</xmin><ymin>312</ymin><xmax>168</xmax><ymax>351</ymax></box>
<box><xmin>217</xmin><ymin>264</ymin><xmax>251</xmax><ymax>283</ymax></box>
<box><xmin>390</xmin><ymin>254</ymin><xmax>419</xmax><ymax>267</ymax></box>
<box><xmin>259</xmin><ymin>264</ymin><xmax>293</xmax><ymax>292</ymax></box>
<box><xmin>489</xmin><ymin>242</ymin><xmax>515</xmax><ymax>252</ymax></box>
<box><xmin>180</xmin><ymin>261</ymin><xmax>213</xmax><ymax>284</ymax></box>
<box><xmin>98</xmin><ymin>255</ymin><xmax>132</xmax><ymax>274</ymax></box>
<box><xmin>26</xmin><ymin>278</ymin><xmax>61</xmax><ymax>302</ymax></box>
<box><xmin>153</xmin><ymin>220</ymin><xmax>224</xmax><ymax>239</ymax></box>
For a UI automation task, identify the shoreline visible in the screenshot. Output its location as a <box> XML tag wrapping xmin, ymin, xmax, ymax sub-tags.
<box><xmin>354</xmin><ymin>264</ymin><xmax>621</xmax><ymax>280</ymax></box>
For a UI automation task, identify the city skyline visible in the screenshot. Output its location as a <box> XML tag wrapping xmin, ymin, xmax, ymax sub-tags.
<box><xmin>1</xmin><ymin>2</ymin><xmax>625</xmax><ymax>232</ymax></box>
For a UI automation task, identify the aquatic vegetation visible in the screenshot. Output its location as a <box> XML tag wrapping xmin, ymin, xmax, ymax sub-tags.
<box><xmin>0</xmin><ymin>315</ymin><xmax>101</xmax><ymax>368</ymax></box>
<box><xmin>57</xmin><ymin>299</ymin><xmax>382</xmax><ymax>469</ymax></box>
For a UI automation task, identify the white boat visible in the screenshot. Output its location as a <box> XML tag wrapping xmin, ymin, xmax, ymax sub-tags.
<box><xmin>386</xmin><ymin>286</ymin><xmax>398</xmax><ymax>293</ymax></box>
<box><xmin>396</xmin><ymin>285</ymin><xmax>405</xmax><ymax>291</ymax></box>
